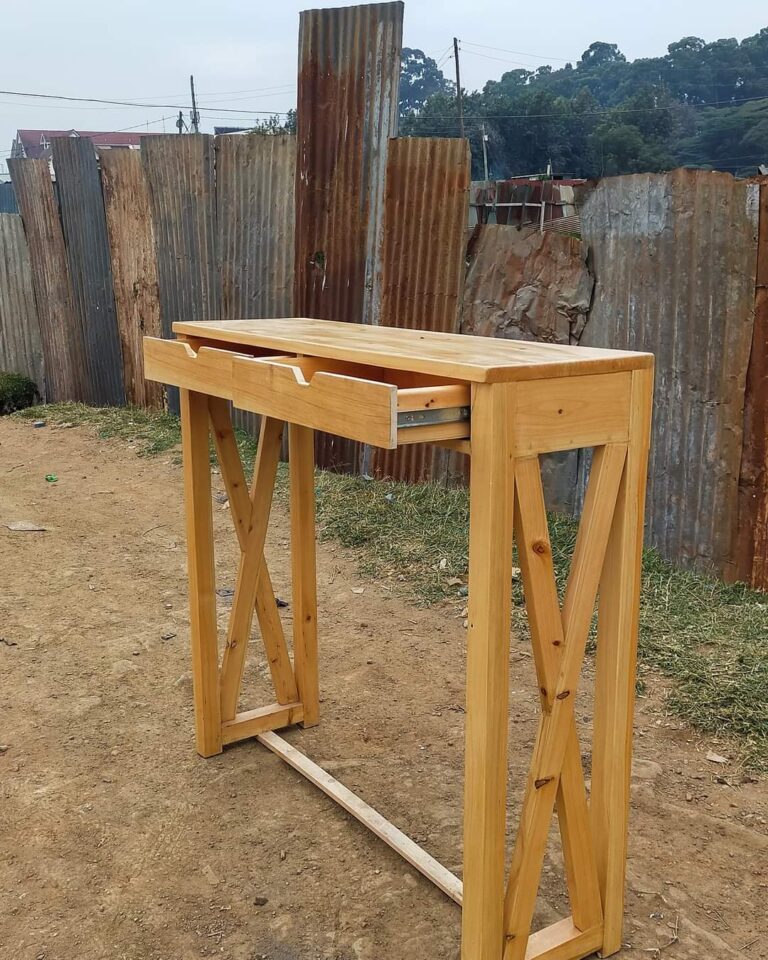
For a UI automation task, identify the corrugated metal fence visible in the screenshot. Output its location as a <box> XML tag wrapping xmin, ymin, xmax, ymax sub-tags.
<box><xmin>0</xmin><ymin>214</ymin><xmax>43</xmax><ymax>392</ymax></box>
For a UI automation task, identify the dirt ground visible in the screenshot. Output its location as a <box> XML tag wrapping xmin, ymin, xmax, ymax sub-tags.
<box><xmin>0</xmin><ymin>417</ymin><xmax>766</xmax><ymax>960</ymax></box>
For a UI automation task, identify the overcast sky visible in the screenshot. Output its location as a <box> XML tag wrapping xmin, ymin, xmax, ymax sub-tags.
<box><xmin>2</xmin><ymin>0</ymin><xmax>766</xmax><ymax>179</ymax></box>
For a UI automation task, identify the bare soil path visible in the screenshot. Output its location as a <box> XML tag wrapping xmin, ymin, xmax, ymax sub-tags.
<box><xmin>0</xmin><ymin>418</ymin><xmax>765</xmax><ymax>960</ymax></box>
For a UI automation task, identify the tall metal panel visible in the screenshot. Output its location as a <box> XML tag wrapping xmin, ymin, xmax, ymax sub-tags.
<box><xmin>217</xmin><ymin>133</ymin><xmax>295</xmax><ymax>320</ymax></box>
<box><xmin>217</xmin><ymin>132</ymin><xmax>297</xmax><ymax>437</ymax></box>
<box><xmin>142</xmin><ymin>134</ymin><xmax>220</xmax><ymax>412</ymax></box>
<box><xmin>295</xmin><ymin>1</ymin><xmax>403</xmax><ymax>472</ymax></box>
<box><xmin>142</xmin><ymin>134</ymin><xmax>220</xmax><ymax>330</ymax></box>
<box><xmin>8</xmin><ymin>158</ymin><xmax>86</xmax><ymax>401</ymax></box>
<box><xmin>0</xmin><ymin>214</ymin><xmax>44</xmax><ymax>391</ymax></box>
<box><xmin>580</xmin><ymin>169</ymin><xmax>759</xmax><ymax>578</ymax></box>
<box><xmin>100</xmin><ymin>150</ymin><xmax>163</xmax><ymax>409</ymax></box>
<box><xmin>370</xmin><ymin>137</ymin><xmax>470</xmax><ymax>483</ymax></box>
<box><xmin>52</xmin><ymin>137</ymin><xmax>125</xmax><ymax>406</ymax></box>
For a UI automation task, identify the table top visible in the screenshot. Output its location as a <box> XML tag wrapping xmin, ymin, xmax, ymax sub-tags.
<box><xmin>173</xmin><ymin>318</ymin><xmax>653</xmax><ymax>384</ymax></box>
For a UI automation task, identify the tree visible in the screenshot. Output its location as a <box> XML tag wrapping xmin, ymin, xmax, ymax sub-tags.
<box><xmin>399</xmin><ymin>48</ymin><xmax>453</xmax><ymax>116</ymax></box>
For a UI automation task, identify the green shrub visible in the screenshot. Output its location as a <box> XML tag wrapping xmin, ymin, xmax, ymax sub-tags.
<box><xmin>0</xmin><ymin>372</ymin><xmax>39</xmax><ymax>414</ymax></box>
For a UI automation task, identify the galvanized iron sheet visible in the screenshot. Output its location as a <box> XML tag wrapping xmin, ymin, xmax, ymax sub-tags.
<box><xmin>296</xmin><ymin>2</ymin><xmax>403</xmax><ymax>473</ymax></box>
<box><xmin>8</xmin><ymin>158</ymin><xmax>86</xmax><ymax>401</ymax></box>
<box><xmin>217</xmin><ymin>133</ymin><xmax>295</xmax><ymax>320</ymax></box>
<box><xmin>371</xmin><ymin>136</ymin><xmax>470</xmax><ymax>483</ymax></box>
<box><xmin>142</xmin><ymin>134</ymin><xmax>220</xmax><ymax>413</ymax></box>
<box><xmin>0</xmin><ymin>182</ymin><xmax>18</xmax><ymax>214</ymax></box>
<box><xmin>52</xmin><ymin>137</ymin><xmax>125</xmax><ymax>406</ymax></box>
<box><xmin>0</xmin><ymin>214</ymin><xmax>44</xmax><ymax>391</ymax></box>
<box><xmin>100</xmin><ymin>150</ymin><xmax>163</xmax><ymax>409</ymax></box>
<box><xmin>142</xmin><ymin>134</ymin><xmax>220</xmax><ymax>331</ymax></box>
<box><xmin>580</xmin><ymin>169</ymin><xmax>759</xmax><ymax>577</ymax></box>
<box><xmin>217</xmin><ymin>133</ymin><xmax>296</xmax><ymax>436</ymax></box>
<box><xmin>738</xmin><ymin>179</ymin><xmax>768</xmax><ymax>588</ymax></box>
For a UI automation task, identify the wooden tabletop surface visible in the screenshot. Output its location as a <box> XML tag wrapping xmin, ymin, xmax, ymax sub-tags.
<box><xmin>173</xmin><ymin>318</ymin><xmax>653</xmax><ymax>383</ymax></box>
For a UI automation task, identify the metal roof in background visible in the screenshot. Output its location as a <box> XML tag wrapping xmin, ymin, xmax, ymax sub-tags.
<box><xmin>295</xmin><ymin>1</ymin><xmax>403</xmax><ymax>473</ymax></box>
<box><xmin>7</xmin><ymin>157</ymin><xmax>86</xmax><ymax>401</ymax></box>
<box><xmin>100</xmin><ymin>149</ymin><xmax>163</xmax><ymax>409</ymax></box>
<box><xmin>52</xmin><ymin>136</ymin><xmax>125</xmax><ymax>406</ymax></box>
<box><xmin>579</xmin><ymin>168</ymin><xmax>760</xmax><ymax>578</ymax></box>
<box><xmin>0</xmin><ymin>214</ymin><xmax>44</xmax><ymax>392</ymax></box>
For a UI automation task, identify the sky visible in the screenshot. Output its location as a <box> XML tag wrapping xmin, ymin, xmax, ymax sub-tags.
<box><xmin>2</xmin><ymin>0</ymin><xmax>767</xmax><ymax>179</ymax></box>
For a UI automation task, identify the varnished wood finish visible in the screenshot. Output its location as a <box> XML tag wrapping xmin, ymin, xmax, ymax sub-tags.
<box><xmin>173</xmin><ymin>317</ymin><xmax>653</xmax><ymax>383</ymax></box>
<box><xmin>462</xmin><ymin>382</ymin><xmax>516</xmax><ymax>960</ymax></box>
<box><xmin>591</xmin><ymin>367</ymin><xmax>654</xmax><ymax>956</ymax></box>
<box><xmin>146</xmin><ymin>320</ymin><xmax>654</xmax><ymax>960</ymax></box>
<box><xmin>179</xmin><ymin>388</ymin><xmax>222</xmax><ymax>757</ymax></box>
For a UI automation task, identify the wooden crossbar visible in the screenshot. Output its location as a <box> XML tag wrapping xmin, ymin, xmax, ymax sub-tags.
<box><xmin>257</xmin><ymin>731</ymin><xmax>464</xmax><ymax>905</ymax></box>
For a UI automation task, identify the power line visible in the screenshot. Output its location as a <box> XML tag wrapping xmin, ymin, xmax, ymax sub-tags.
<box><xmin>461</xmin><ymin>40</ymin><xmax>571</xmax><ymax>63</ymax></box>
<box><xmin>404</xmin><ymin>93</ymin><xmax>768</xmax><ymax>121</ymax></box>
<box><xmin>0</xmin><ymin>87</ymin><xmax>292</xmax><ymax>116</ymax></box>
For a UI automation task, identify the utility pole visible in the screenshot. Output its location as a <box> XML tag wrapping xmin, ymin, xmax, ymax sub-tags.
<box><xmin>453</xmin><ymin>38</ymin><xmax>464</xmax><ymax>139</ymax></box>
<box><xmin>481</xmin><ymin>123</ymin><xmax>489</xmax><ymax>181</ymax></box>
<box><xmin>190</xmin><ymin>74</ymin><xmax>200</xmax><ymax>134</ymax></box>
<box><xmin>176</xmin><ymin>110</ymin><xmax>186</xmax><ymax>134</ymax></box>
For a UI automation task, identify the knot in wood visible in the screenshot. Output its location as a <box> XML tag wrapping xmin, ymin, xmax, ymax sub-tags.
<box><xmin>556</xmin><ymin>689</ymin><xmax>571</xmax><ymax>700</ymax></box>
<box><xmin>534</xmin><ymin>776</ymin><xmax>554</xmax><ymax>789</ymax></box>
<box><xmin>532</xmin><ymin>539</ymin><xmax>549</xmax><ymax>555</ymax></box>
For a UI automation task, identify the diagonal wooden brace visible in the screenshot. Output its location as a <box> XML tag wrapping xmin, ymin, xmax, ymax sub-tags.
<box><xmin>503</xmin><ymin>444</ymin><xmax>628</xmax><ymax>960</ymax></box>
<box><xmin>512</xmin><ymin>455</ymin><xmax>603</xmax><ymax>936</ymax></box>
<box><xmin>208</xmin><ymin>399</ymin><xmax>298</xmax><ymax>708</ymax></box>
<box><xmin>218</xmin><ymin>413</ymin><xmax>287</xmax><ymax>722</ymax></box>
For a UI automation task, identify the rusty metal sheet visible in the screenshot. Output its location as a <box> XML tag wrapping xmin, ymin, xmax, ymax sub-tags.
<box><xmin>217</xmin><ymin>132</ymin><xmax>296</xmax><ymax>437</ymax></box>
<box><xmin>217</xmin><ymin>133</ymin><xmax>295</xmax><ymax>320</ymax></box>
<box><xmin>52</xmin><ymin>137</ymin><xmax>125</xmax><ymax>406</ymax></box>
<box><xmin>0</xmin><ymin>182</ymin><xmax>18</xmax><ymax>214</ymax></box>
<box><xmin>7</xmin><ymin>158</ymin><xmax>86</xmax><ymax>401</ymax></box>
<box><xmin>295</xmin><ymin>2</ymin><xmax>403</xmax><ymax>473</ymax></box>
<box><xmin>142</xmin><ymin>134</ymin><xmax>220</xmax><ymax>413</ymax></box>
<box><xmin>738</xmin><ymin>179</ymin><xmax>768</xmax><ymax>587</ymax></box>
<box><xmin>371</xmin><ymin>136</ymin><xmax>470</xmax><ymax>483</ymax></box>
<box><xmin>0</xmin><ymin>214</ymin><xmax>44</xmax><ymax>391</ymax></box>
<box><xmin>100</xmin><ymin>150</ymin><xmax>163</xmax><ymax>409</ymax></box>
<box><xmin>579</xmin><ymin>169</ymin><xmax>759</xmax><ymax>578</ymax></box>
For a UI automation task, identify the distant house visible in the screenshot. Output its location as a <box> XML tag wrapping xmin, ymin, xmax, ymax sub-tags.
<box><xmin>10</xmin><ymin>129</ymin><xmax>160</xmax><ymax>163</ymax></box>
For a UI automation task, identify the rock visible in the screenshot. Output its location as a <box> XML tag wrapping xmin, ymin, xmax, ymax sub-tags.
<box><xmin>174</xmin><ymin>672</ymin><xmax>192</xmax><ymax>691</ymax></box>
<box><xmin>0</xmin><ymin>745</ymin><xmax>9</xmax><ymax>754</ymax></box>
<box><xmin>32</xmin><ymin>420</ymin><xmax>46</xmax><ymax>428</ymax></box>
<box><xmin>253</xmin><ymin>896</ymin><xmax>268</xmax><ymax>907</ymax></box>
<box><xmin>111</xmin><ymin>659</ymin><xmax>139</xmax><ymax>678</ymax></box>
<box><xmin>631</xmin><ymin>758</ymin><xmax>663</xmax><ymax>781</ymax></box>
<box><xmin>706</xmin><ymin>751</ymin><xmax>729</xmax><ymax>764</ymax></box>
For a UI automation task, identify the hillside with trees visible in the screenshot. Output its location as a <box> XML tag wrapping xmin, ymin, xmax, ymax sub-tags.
<box><xmin>399</xmin><ymin>30</ymin><xmax>768</xmax><ymax>179</ymax></box>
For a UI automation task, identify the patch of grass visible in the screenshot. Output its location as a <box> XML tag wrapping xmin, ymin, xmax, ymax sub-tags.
<box><xmin>17</xmin><ymin>402</ymin><xmax>183</xmax><ymax>456</ymax></box>
<box><xmin>14</xmin><ymin>402</ymin><xmax>768</xmax><ymax>769</ymax></box>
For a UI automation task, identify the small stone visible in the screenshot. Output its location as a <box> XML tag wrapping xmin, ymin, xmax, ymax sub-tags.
<box><xmin>160</xmin><ymin>632</ymin><xmax>177</xmax><ymax>641</ymax></box>
<box><xmin>279</xmin><ymin>849</ymin><xmax>286</xmax><ymax>861</ymax></box>
<box><xmin>32</xmin><ymin>420</ymin><xmax>46</xmax><ymax>428</ymax></box>
<box><xmin>685</xmin><ymin>792</ymin><xmax>693</xmax><ymax>802</ymax></box>
<box><xmin>0</xmin><ymin>745</ymin><xmax>9</xmax><ymax>754</ymax></box>
<box><xmin>253</xmin><ymin>896</ymin><xmax>268</xmax><ymax>907</ymax></box>
<box><xmin>631</xmin><ymin>758</ymin><xmax>663</xmax><ymax>781</ymax></box>
<box><xmin>458</xmin><ymin>585</ymin><xmax>468</xmax><ymax>597</ymax></box>
<box><xmin>163</xmin><ymin>602</ymin><xmax>173</xmax><ymax>610</ymax></box>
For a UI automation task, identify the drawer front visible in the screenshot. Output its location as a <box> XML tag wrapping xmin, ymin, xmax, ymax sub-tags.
<box><xmin>144</xmin><ymin>337</ymin><xmax>238</xmax><ymax>399</ymax></box>
<box><xmin>233</xmin><ymin>357</ymin><xmax>399</xmax><ymax>448</ymax></box>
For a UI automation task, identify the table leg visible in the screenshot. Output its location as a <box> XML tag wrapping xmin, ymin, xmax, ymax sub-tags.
<box><xmin>591</xmin><ymin>367</ymin><xmax>653</xmax><ymax>956</ymax></box>
<box><xmin>461</xmin><ymin>382</ymin><xmax>516</xmax><ymax>960</ymax></box>
<box><xmin>290</xmin><ymin>423</ymin><xmax>320</xmax><ymax>727</ymax></box>
<box><xmin>180</xmin><ymin>388</ymin><xmax>222</xmax><ymax>758</ymax></box>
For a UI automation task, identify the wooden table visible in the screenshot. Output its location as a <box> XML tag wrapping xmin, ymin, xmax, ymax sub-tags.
<box><xmin>144</xmin><ymin>318</ymin><xmax>653</xmax><ymax>960</ymax></box>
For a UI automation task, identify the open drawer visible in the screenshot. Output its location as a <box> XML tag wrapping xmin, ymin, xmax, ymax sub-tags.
<box><xmin>143</xmin><ymin>338</ymin><xmax>470</xmax><ymax>449</ymax></box>
<box><xmin>232</xmin><ymin>355</ymin><xmax>470</xmax><ymax>449</ymax></box>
